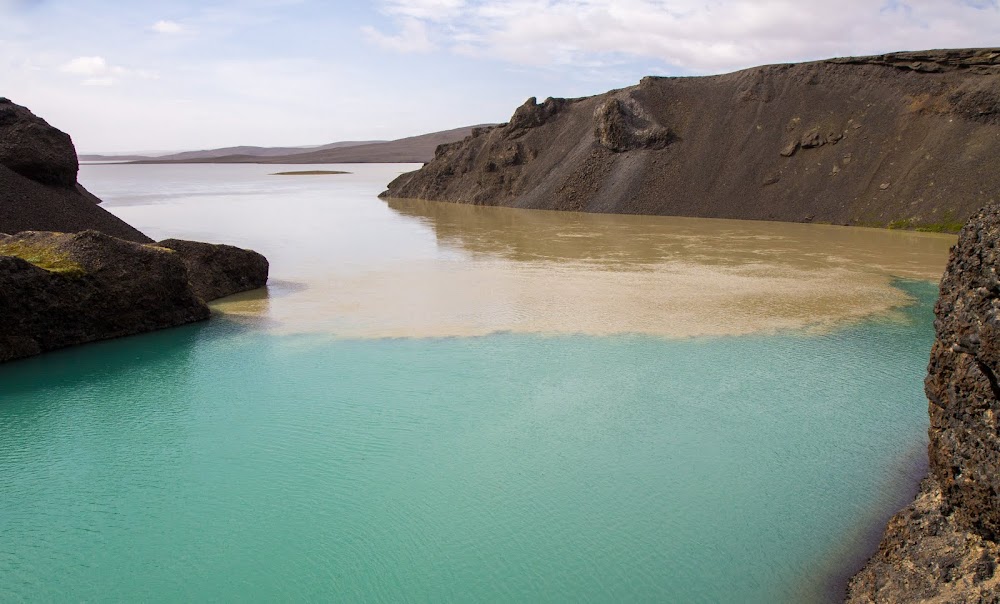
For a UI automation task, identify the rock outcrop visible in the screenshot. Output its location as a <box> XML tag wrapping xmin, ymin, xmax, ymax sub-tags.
<box><xmin>382</xmin><ymin>48</ymin><xmax>1000</xmax><ymax>231</ymax></box>
<box><xmin>0</xmin><ymin>101</ymin><xmax>271</xmax><ymax>362</ymax></box>
<box><xmin>157</xmin><ymin>239</ymin><xmax>269</xmax><ymax>302</ymax></box>
<box><xmin>847</xmin><ymin>204</ymin><xmax>1000</xmax><ymax>602</ymax></box>
<box><xmin>0</xmin><ymin>231</ymin><xmax>269</xmax><ymax>363</ymax></box>
<box><xmin>0</xmin><ymin>98</ymin><xmax>78</xmax><ymax>187</ymax></box>
<box><xmin>0</xmin><ymin>98</ymin><xmax>150</xmax><ymax>242</ymax></box>
<box><xmin>0</xmin><ymin>231</ymin><xmax>209</xmax><ymax>362</ymax></box>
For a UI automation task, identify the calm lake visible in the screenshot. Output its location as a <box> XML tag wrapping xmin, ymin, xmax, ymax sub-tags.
<box><xmin>0</xmin><ymin>163</ymin><xmax>955</xmax><ymax>602</ymax></box>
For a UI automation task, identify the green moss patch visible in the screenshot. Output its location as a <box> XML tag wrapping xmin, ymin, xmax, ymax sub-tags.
<box><xmin>887</xmin><ymin>215</ymin><xmax>964</xmax><ymax>234</ymax></box>
<box><xmin>914</xmin><ymin>221</ymin><xmax>964</xmax><ymax>233</ymax></box>
<box><xmin>0</xmin><ymin>241</ymin><xmax>86</xmax><ymax>277</ymax></box>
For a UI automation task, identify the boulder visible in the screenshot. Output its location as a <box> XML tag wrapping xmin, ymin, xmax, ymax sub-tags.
<box><xmin>157</xmin><ymin>238</ymin><xmax>269</xmax><ymax>302</ymax></box>
<box><xmin>594</xmin><ymin>96</ymin><xmax>674</xmax><ymax>153</ymax></box>
<box><xmin>0</xmin><ymin>231</ymin><xmax>210</xmax><ymax>362</ymax></box>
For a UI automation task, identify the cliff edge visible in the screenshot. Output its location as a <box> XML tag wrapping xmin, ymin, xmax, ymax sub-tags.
<box><xmin>847</xmin><ymin>204</ymin><xmax>1000</xmax><ymax>602</ymax></box>
<box><xmin>383</xmin><ymin>48</ymin><xmax>1000</xmax><ymax>231</ymax></box>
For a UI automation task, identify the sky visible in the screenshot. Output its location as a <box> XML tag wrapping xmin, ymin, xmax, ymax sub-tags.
<box><xmin>1</xmin><ymin>0</ymin><xmax>998</xmax><ymax>152</ymax></box>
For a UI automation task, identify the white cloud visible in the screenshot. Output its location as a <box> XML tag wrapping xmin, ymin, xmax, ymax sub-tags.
<box><xmin>362</xmin><ymin>18</ymin><xmax>435</xmax><ymax>53</ymax></box>
<box><xmin>59</xmin><ymin>55</ymin><xmax>156</xmax><ymax>86</ymax></box>
<box><xmin>60</xmin><ymin>56</ymin><xmax>116</xmax><ymax>76</ymax></box>
<box><xmin>367</xmin><ymin>0</ymin><xmax>1000</xmax><ymax>72</ymax></box>
<box><xmin>82</xmin><ymin>77</ymin><xmax>115</xmax><ymax>86</ymax></box>
<box><xmin>151</xmin><ymin>20</ymin><xmax>184</xmax><ymax>34</ymax></box>
<box><xmin>380</xmin><ymin>0</ymin><xmax>466</xmax><ymax>21</ymax></box>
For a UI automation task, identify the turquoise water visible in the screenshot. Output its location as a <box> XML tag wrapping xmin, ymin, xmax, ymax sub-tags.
<box><xmin>0</xmin><ymin>281</ymin><xmax>935</xmax><ymax>602</ymax></box>
<box><xmin>1</xmin><ymin>163</ymin><xmax>952</xmax><ymax>602</ymax></box>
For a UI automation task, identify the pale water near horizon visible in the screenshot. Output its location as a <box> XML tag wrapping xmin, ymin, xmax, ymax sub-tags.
<box><xmin>0</xmin><ymin>164</ymin><xmax>955</xmax><ymax>601</ymax></box>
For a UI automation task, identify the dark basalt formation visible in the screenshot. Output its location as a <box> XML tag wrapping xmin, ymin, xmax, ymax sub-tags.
<box><xmin>0</xmin><ymin>231</ymin><xmax>209</xmax><ymax>362</ymax></box>
<box><xmin>158</xmin><ymin>238</ymin><xmax>269</xmax><ymax>302</ymax></box>
<box><xmin>0</xmin><ymin>100</ymin><xmax>271</xmax><ymax>362</ymax></box>
<box><xmin>0</xmin><ymin>98</ymin><xmax>150</xmax><ymax>242</ymax></box>
<box><xmin>382</xmin><ymin>48</ymin><xmax>1000</xmax><ymax>231</ymax></box>
<box><xmin>0</xmin><ymin>231</ymin><xmax>270</xmax><ymax>363</ymax></box>
<box><xmin>847</xmin><ymin>204</ymin><xmax>1000</xmax><ymax>602</ymax></box>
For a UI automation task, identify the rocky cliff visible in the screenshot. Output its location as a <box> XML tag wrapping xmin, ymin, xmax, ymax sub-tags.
<box><xmin>0</xmin><ymin>98</ymin><xmax>150</xmax><ymax>242</ymax></box>
<box><xmin>847</xmin><ymin>204</ymin><xmax>1000</xmax><ymax>602</ymax></box>
<box><xmin>383</xmin><ymin>48</ymin><xmax>1000</xmax><ymax>231</ymax></box>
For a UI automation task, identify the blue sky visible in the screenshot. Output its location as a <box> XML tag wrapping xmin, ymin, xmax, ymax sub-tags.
<box><xmin>1</xmin><ymin>0</ymin><xmax>998</xmax><ymax>152</ymax></box>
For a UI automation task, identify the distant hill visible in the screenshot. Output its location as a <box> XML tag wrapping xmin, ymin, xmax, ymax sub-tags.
<box><xmin>79</xmin><ymin>154</ymin><xmax>155</xmax><ymax>162</ymax></box>
<box><xmin>132</xmin><ymin>125</ymin><xmax>492</xmax><ymax>165</ymax></box>
<box><xmin>80</xmin><ymin>140</ymin><xmax>384</xmax><ymax>163</ymax></box>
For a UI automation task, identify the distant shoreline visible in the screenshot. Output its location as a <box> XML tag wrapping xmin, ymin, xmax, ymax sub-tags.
<box><xmin>272</xmin><ymin>170</ymin><xmax>350</xmax><ymax>175</ymax></box>
<box><xmin>81</xmin><ymin>124</ymin><xmax>493</xmax><ymax>166</ymax></box>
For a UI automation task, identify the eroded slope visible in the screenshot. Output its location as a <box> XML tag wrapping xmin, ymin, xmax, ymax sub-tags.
<box><xmin>384</xmin><ymin>49</ymin><xmax>1000</xmax><ymax>230</ymax></box>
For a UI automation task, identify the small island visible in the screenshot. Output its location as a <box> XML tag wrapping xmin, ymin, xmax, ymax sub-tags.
<box><xmin>271</xmin><ymin>170</ymin><xmax>350</xmax><ymax>176</ymax></box>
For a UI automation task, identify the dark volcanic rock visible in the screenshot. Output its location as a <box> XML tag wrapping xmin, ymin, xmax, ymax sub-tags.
<box><xmin>0</xmin><ymin>103</ymin><xmax>272</xmax><ymax>363</ymax></box>
<box><xmin>847</xmin><ymin>204</ymin><xmax>1000</xmax><ymax>602</ymax></box>
<box><xmin>0</xmin><ymin>231</ymin><xmax>210</xmax><ymax>363</ymax></box>
<box><xmin>382</xmin><ymin>48</ymin><xmax>1000</xmax><ymax>230</ymax></box>
<box><xmin>508</xmin><ymin>96</ymin><xmax>569</xmax><ymax>131</ymax></box>
<box><xmin>0</xmin><ymin>99</ymin><xmax>151</xmax><ymax>242</ymax></box>
<box><xmin>0</xmin><ymin>97</ymin><xmax>78</xmax><ymax>187</ymax></box>
<box><xmin>846</xmin><ymin>479</ymin><xmax>1000</xmax><ymax>603</ymax></box>
<box><xmin>157</xmin><ymin>238</ymin><xmax>269</xmax><ymax>302</ymax></box>
<box><xmin>593</xmin><ymin>96</ymin><xmax>674</xmax><ymax>152</ymax></box>
<box><xmin>925</xmin><ymin>204</ymin><xmax>1000</xmax><ymax>540</ymax></box>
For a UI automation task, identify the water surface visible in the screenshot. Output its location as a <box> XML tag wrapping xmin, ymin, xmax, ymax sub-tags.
<box><xmin>85</xmin><ymin>162</ymin><xmax>953</xmax><ymax>338</ymax></box>
<box><xmin>0</xmin><ymin>163</ymin><xmax>955</xmax><ymax>602</ymax></box>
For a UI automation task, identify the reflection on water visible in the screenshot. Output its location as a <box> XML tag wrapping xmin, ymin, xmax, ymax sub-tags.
<box><xmin>217</xmin><ymin>195</ymin><xmax>953</xmax><ymax>339</ymax></box>
<box><xmin>82</xmin><ymin>162</ymin><xmax>954</xmax><ymax>339</ymax></box>
<box><xmin>386</xmin><ymin>197</ymin><xmax>952</xmax><ymax>276</ymax></box>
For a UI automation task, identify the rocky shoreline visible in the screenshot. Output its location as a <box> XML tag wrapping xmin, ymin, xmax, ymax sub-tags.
<box><xmin>847</xmin><ymin>205</ymin><xmax>1000</xmax><ymax>602</ymax></box>
<box><xmin>0</xmin><ymin>100</ymin><xmax>268</xmax><ymax>362</ymax></box>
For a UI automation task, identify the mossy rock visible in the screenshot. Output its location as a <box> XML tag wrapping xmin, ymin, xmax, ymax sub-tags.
<box><xmin>0</xmin><ymin>241</ymin><xmax>85</xmax><ymax>277</ymax></box>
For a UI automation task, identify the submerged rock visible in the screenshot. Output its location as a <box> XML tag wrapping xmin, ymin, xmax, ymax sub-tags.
<box><xmin>847</xmin><ymin>203</ymin><xmax>1000</xmax><ymax>602</ymax></box>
